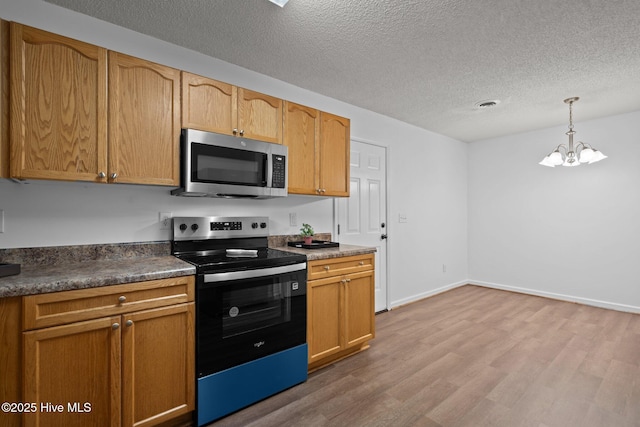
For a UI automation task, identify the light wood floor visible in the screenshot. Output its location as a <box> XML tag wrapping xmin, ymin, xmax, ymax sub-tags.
<box><xmin>208</xmin><ymin>285</ymin><xmax>640</xmax><ymax>426</ymax></box>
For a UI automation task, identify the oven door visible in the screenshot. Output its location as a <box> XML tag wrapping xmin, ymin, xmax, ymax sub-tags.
<box><xmin>196</xmin><ymin>263</ymin><xmax>307</xmax><ymax>377</ymax></box>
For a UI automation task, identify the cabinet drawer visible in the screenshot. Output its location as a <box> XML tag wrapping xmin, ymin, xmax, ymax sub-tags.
<box><xmin>23</xmin><ymin>276</ymin><xmax>195</xmax><ymax>330</ymax></box>
<box><xmin>307</xmin><ymin>254</ymin><xmax>374</xmax><ymax>280</ymax></box>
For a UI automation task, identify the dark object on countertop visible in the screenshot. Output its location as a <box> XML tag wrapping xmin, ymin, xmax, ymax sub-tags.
<box><xmin>288</xmin><ymin>240</ymin><xmax>339</xmax><ymax>249</ymax></box>
<box><xmin>0</xmin><ymin>263</ymin><xmax>21</xmax><ymax>278</ymax></box>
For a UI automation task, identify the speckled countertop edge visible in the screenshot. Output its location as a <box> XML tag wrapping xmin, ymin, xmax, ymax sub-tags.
<box><xmin>0</xmin><ymin>256</ymin><xmax>195</xmax><ymax>298</ymax></box>
<box><xmin>0</xmin><ymin>241</ymin><xmax>195</xmax><ymax>298</ymax></box>
<box><xmin>273</xmin><ymin>243</ymin><xmax>376</xmax><ymax>261</ymax></box>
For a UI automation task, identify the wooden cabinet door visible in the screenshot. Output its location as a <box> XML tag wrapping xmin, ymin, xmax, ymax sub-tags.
<box><xmin>0</xmin><ymin>20</ymin><xmax>9</xmax><ymax>178</ymax></box>
<box><xmin>10</xmin><ymin>23</ymin><xmax>108</xmax><ymax>182</ymax></box>
<box><xmin>318</xmin><ymin>112</ymin><xmax>350</xmax><ymax>196</ymax></box>
<box><xmin>122</xmin><ymin>303</ymin><xmax>195</xmax><ymax>427</ymax></box>
<box><xmin>307</xmin><ymin>277</ymin><xmax>343</xmax><ymax>364</ymax></box>
<box><xmin>0</xmin><ymin>297</ymin><xmax>21</xmax><ymax>427</ymax></box>
<box><xmin>108</xmin><ymin>51</ymin><xmax>180</xmax><ymax>186</ymax></box>
<box><xmin>23</xmin><ymin>316</ymin><xmax>121</xmax><ymax>427</ymax></box>
<box><xmin>237</xmin><ymin>88</ymin><xmax>282</xmax><ymax>144</ymax></box>
<box><xmin>181</xmin><ymin>72</ymin><xmax>237</xmax><ymax>135</ymax></box>
<box><xmin>283</xmin><ymin>101</ymin><xmax>319</xmax><ymax>194</ymax></box>
<box><xmin>344</xmin><ymin>271</ymin><xmax>375</xmax><ymax>348</ymax></box>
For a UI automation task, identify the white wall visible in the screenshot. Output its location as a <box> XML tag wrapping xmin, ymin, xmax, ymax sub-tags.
<box><xmin>468</xmin><ymin>110</ymin><xmax>640</xmax><ymax>312</ymax></box>
<box><xmin>0</xmin><ymin>0</ymin><xmax>469</xmax><ymax>308</ymax></box>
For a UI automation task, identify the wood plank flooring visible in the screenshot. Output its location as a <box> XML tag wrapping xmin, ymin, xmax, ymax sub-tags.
<box><xmin>207</xmin><ymin>285</ymin><xmax>640</xmax><ymax>426</ymax></box>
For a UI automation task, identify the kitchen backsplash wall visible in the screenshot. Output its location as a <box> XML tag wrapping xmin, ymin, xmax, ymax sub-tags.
<box><xmin>0</xmin><ymin>179</ymin><xmax>334</xmax><ymax>249</ymax></box>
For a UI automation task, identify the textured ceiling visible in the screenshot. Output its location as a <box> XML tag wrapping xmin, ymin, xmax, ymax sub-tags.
<box><xmin>44</xmin><ymin>0</ymin><xmax>640</xmax><ymax>142</ymax></box>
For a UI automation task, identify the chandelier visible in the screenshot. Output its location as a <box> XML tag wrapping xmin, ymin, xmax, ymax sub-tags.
<box><xmin>539</xmin><ymin>97</ymin><xmax>607</xmax><ymax>167</ymax></box>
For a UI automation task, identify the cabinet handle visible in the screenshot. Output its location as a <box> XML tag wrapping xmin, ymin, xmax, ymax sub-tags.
<box><xmin>126</xmin><ymin>320</ymin><xmax>133</xmax><ymax>327</ymax></box>
<box><xmin>98</xmin><ymin>171</ymin><xmax>106</xmax><ymax>178</ymax></box>
<box><xmin>112</xmin><ymin>323</ymin><xmax>120</xmax><ymax>330</ymax></box>
<box><xmin>110</xmin><ymin>172</ymin><xmax>118</xmax><ymax>180</ymax></box>
<box><xmin>323</xmin><ymin>266</ymin><xmax>330</xmax><ymax>271</ymax></box>
<box><xmin>118</xmin><ymin>296</ymin><xmax>126</xmax><ymax>303</ymax></box>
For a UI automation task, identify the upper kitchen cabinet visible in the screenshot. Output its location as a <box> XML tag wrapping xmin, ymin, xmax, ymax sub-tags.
<box><xmin>283</xmin><ymin>101</ymin><xmax>319</xmax><ymax>194</ymax></box>
<box><xmin>10</xmin><ymin>23</ymin><xmax>108</xmax><ymax>182</ymax></box>
<box><xmin>181</xmin><ymin>72</ymin><xmax>283</xmax><ymax>144</ymax></box>
<box><xmin>319</xmin><ymin>112</ymin><xmax>350</xmax><ymax>196</ymax></box>
<box><xmin>237</xmin><ymin>87</ymin><xmax>282</xmax><ymax>144</ymax></box>
<box><xmin>108</xmin><ymin>52</ymin><xmax>180</xmax><ymax>186</ymax></box>
<box><xmin>283</xmin><ymin>102</ymin><xmax>350</xmax><ymax>197</ymax></box>
<box><xmin>0</xmin><ymin>20</ymin><xmax>9</xmax><ymax>179</ymax></box>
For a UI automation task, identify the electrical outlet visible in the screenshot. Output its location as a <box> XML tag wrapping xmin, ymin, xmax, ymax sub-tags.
<box><xmin>289</xmin><ymin>212</ymin><xmax>297</xmax><ymax>227</ymax></box>
<box><xmin>399</xmin><ymin>213</ymin><xmax>408</xmax><ymax>223</ymax></box>
<box><xmin>443</xmin><ymin>264</ymin><xmax>447</xmax><ymax>273</ymax></box>
<box><xmin>159</xmin><ymin>212</ymin><xmax>172</xmax><ymax>230</ymax></box>
<box><xmin>0</xmin><ymin>210</ymin><xmax>4</xmax><ymax>233</ymax></box>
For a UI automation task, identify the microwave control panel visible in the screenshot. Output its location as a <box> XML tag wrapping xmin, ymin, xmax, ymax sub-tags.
<box><xmin>272</xmin><ymin>155</ymin><xmax>286</xmax><ymax>188</ymax></box>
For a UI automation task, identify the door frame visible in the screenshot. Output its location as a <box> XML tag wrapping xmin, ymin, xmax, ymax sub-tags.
<box><xmin>333</xmin><ymin>136</ymin><xmax>391</xmax><ymax>312</ymax></box>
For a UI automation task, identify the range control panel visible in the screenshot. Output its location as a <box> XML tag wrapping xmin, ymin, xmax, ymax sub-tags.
<box><xmin>173</xmin><ymin>216</ymin><xmax>269</xmax><ymax>240</ymax></box>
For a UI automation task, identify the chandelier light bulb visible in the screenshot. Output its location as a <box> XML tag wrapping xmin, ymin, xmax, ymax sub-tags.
<box><xmin>589</xmin><ymin>150</ymin><xmax>607</xmax><ymax>164</ymax></box>
<box><xmin>578</xmin><ymin>147</ymin><xmax>595</xmax><ymax>163</ymax></box>
<box><xmin>549</xmin><ymin>150</ymin><xmax>564</xmax><ymax>166</ymax></box>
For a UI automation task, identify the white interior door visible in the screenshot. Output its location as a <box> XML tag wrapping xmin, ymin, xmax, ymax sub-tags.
<box><xmin>336</xmin><ymin>139</ymin><xmax>388</xmax><ymax>312</ymax></box>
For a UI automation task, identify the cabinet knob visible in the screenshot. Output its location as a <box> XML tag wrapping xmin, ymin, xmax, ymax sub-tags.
<box><xmin>118</xmin><ymin>296</ymin><xmax>126</xmax><ymax>303</ymax></box>
<box><xmin>239</xmin><ymin>129</ymin><xmax>245</xmax><ymax>136</ymax></box>
<box><xmin>233</xmin><ymin>128</ymin><xmax>238</xmax><ymax>135</ymax></box>
<box><xmin>323</xmin><ymin>266</ymin><xmax>330</xmax><ymax>271</ymax></box>
<box><xmin>110</xmin><ymin>172</ymin><xmax>118</xmax><ymax>180</ymax></box>
<box><xmin>125</xmin><ymin>320</ymin><xmax>133</xmax><ymax>327</ymax></box>
<box><xmin>98</xmin><ymin>171</ymin><xmax>106</xmax><ymax>178</ymax></box>
<box><xmin>359</xmin><ymin>261</ymin><xmax>364</xmax><ymax>266</ymax></box>
<box><xmin>112</xmin><ymin>323</ymin><xmax>120</xmax><ymax>330</ymax></box>
<box><xmin>346</xmin><ymin>278</ymin><xmax>351</xmax><ymax>282</ymax></box>
<box><xmin>341</xmin><ymin>279</ymin><xmax>347</xmax><ymax>284</ymax></box>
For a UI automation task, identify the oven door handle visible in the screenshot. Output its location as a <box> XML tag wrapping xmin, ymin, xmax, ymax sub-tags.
<box><xmin>203</xmin><ymin>262</ymin><xmax>307</xmax><ymax>283</ymax></box>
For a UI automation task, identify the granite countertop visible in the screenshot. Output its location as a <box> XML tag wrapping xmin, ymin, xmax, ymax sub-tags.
<box><xmin>274</xmin><ymin>243</ymin><xmax>376</xmax><ymax>261</ymax></box>
<box><xmin>0</xmin><ymin>242</ymin><xmax>195</xmax><ymax>298</ymax></box>
<box><xmin>0</xmin><ymin>237</ymin><xmax>375</xmax><ymax>298</ymax></box>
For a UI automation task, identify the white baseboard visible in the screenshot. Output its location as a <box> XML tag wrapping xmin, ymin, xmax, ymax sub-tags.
<box><xmin>469</xmin><ymin>280</ymin><xmax>640</xmax><ymax>314</ymax></box>
<box><xmin>389</xmin><ymin>280</ymin><xmax>467</xmax><ymax>309</ymax></box>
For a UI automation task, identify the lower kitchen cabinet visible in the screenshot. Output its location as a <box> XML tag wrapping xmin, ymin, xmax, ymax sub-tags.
<box><xmin>21</xmin><ymin>276</ymin><xmax>195</xmax><ymax>427</ymax></box>
<box><xmin>23</xmin><ymin>316</ymin><xmax>122</xmax><ymax>427</ymax></box>
<box><xmin>307</xmin><ymin>254</ymin><xmax>375</xmax><ymax>371</ymax></box>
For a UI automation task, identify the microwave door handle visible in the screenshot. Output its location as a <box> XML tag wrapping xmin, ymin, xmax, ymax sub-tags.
<box><xmin>264</xmin><ymin>154</ymin><xmax>269</xmax><ymax>186</ymax></box>
<box><xmin>203</xmin><ymin>262</ymin><xmax>307</xmax><ymax>283</ymax></box>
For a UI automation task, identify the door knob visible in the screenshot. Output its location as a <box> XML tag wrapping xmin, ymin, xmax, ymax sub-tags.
<box><xmin>381</xmin><ymin>234</ymin><xmax>388</xmax><ymax>240</ymax></box>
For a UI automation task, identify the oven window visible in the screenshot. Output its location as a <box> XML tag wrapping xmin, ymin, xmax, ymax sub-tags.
<box><xmin>192</xmin><ymin>143</ymin><xmax>267</xmax><ymax>186</ymax></box>
<box><xmin>221</xmin><ymin>281</ymin><xmax>291</xmax><ymax>339</ymax></box>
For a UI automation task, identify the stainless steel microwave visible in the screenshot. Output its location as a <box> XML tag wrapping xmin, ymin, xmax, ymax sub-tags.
<box><xmin>171</xmin><ymin>129</ymin><xmax>288</xmax><ymax>199</ymax></box>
